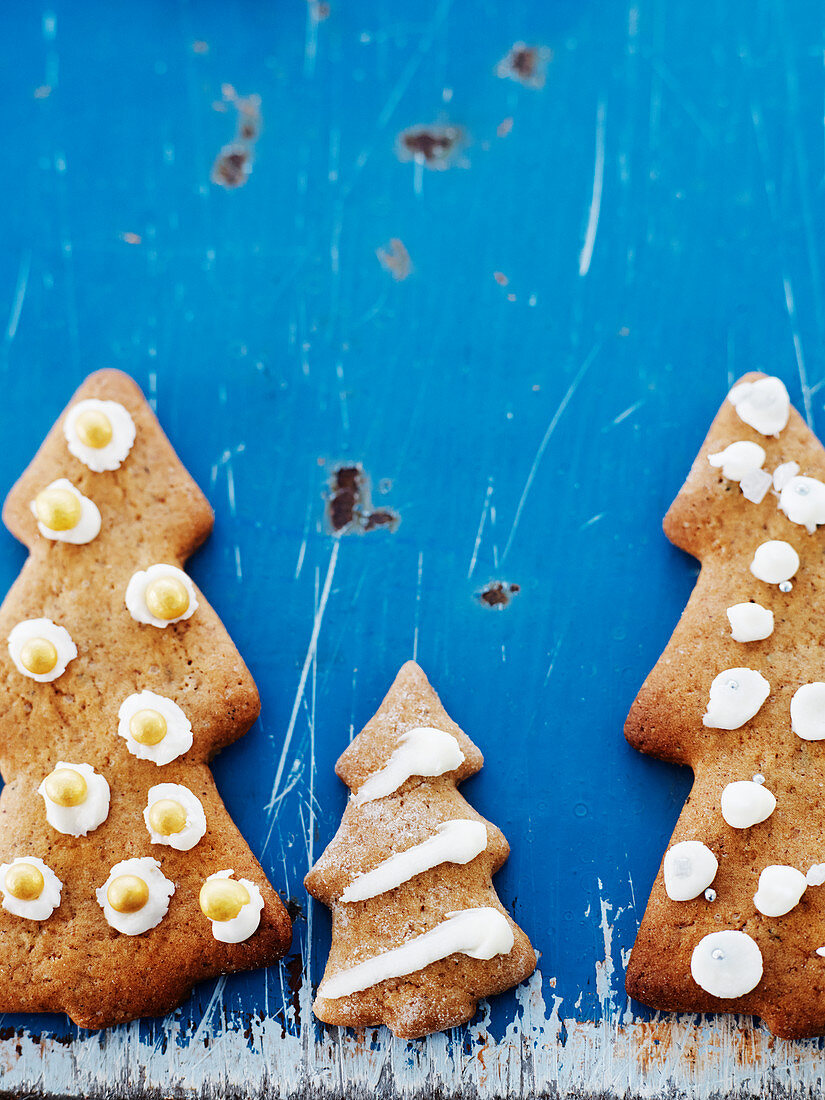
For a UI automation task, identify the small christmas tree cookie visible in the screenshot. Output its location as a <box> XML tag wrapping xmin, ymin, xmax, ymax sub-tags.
<box><xmin>305</xmin><ymin>661</ymin><xmax>536</xmax><ymax>1038</ymax></box>
<box><xmin>626</xmin><ymin>372</ymin><xmax>825</xmax><ymax>1039</ymax></box>
<box><xmin>0</xmin><ymin>370</ymin><xmax>291</xmax><ymax>1027</ymax></box>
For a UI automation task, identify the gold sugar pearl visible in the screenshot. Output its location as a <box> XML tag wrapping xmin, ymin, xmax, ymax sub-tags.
<box><xmin>74</xmin><ymin>409</ymin><xmax>113</xmax><ymax>449</ymax></box>
<box><xmin>34</xmin><ymin>487</ymin><xmax>82</xmax><ymax>532</ymax></box>
<box><xmin>148</xmin><ymin>798</ymin><xmax>187</xmax><ymax>836</ymax></box>
<box><xmin>20</xmin><ymin>637</ymin><xmax>59</xmax><ymax>676</ymax></box>
<box><xmin>199</xmin><ymin>878</ymin><xmax>250</xmax><ymax>922</ymax></box>
<box><xmin>129</xmin><ymin>708</ymin><xmax>167</xmax><ymax>745</ymax></box>
<box><xmin>145</xmin><ymin>577</ymin><xmax>189</xmax><ymax>621</ymax></box>
<box><xmin>44</xmin><ymin>767</ymin><xmax>88</xmax><ymax>807</ymax></box>
<box><xmin>5</xmin><ymin>862</ymin><xmax>45</xmax><ymax>902</ymax></box>
<box><xmin>107</xmin><ymin>874</ymin><xmax>149</xmax><ymax>914</ymax></box>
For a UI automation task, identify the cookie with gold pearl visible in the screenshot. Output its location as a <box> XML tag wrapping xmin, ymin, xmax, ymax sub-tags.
<box><xmin>0</xmin><ymin>856</ymin><xmax>62</xmax><ymax>920</ymax></box>
<box><xmin>38</xmin><ymin>761</ymin><xmax>110</xmax><ymax>836</ymax></box>
<box><xmin>117</xmin><ymin>690</ymin><xmax>193</xmax><ymax>765</ymax></box>
<box><xmin>96</xmin><ymin>857</ymin><xmax>175</xmax><ymax>935</ymax></box>
<box><xmin>63</xmin><ymin>397</ymin><xmax>136</xmax><ymax>472</ymax></box>
<box><xmin>144</xmin><ymin>783</ymin><xmax>207</xmax><ymax>851</ymax></box>
<box><xmin>8</xmin><ymin>618</ymin><xmax>77</xmax><ymax>682</ymax></box>
<box><xmin>200</xmin><ymin>870</ymin><xmax>264</xmax><ymax>943</ymax></box>
<box><xmin>125</xmin><ymin>563</ymin><xmax>198</xmax><ymax>627</ymax></box>
<box><xmin>30</xmin><ymin>478</ymin><xmax>100</xmax><ymax>544</ymax></box>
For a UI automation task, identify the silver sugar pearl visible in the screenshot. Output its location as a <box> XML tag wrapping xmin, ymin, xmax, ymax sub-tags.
<box><xmin>704</xmin><ymin>888</ymin><xmax>717</xmax><ymax>902</ymax></box>
<box><xmin>711</xmin><ymin>948</ymin><xmax>725</xmax><ymax>961</ymax></box>
<box><xmin>753</xmin><ymin>773</ymin><xmax>765</xmax><ymax>785</ymax></box>
<box><xmin>779</xmin><ymin>581</ymin><xmax>793</xmax><ymax>593</ymax></box>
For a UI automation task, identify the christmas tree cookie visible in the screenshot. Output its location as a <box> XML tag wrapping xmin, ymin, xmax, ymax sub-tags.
<box><xmin>0</xmin><ymin>370</ymin><xmax>291</xmax><ymax>1027</ymax></box>
<box><xmin>305</xmin><ymin>661</ymin><xmax>536</xmax><ymax>1038</ymax></box>
<box><xmin>626</xmin><ymin>372</ymin><xmax>825</xmax><ymax>1039</ymax></box>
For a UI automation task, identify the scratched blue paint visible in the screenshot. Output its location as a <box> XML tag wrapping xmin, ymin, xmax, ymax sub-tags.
<box><xmin>0</xmin><ymin>0</ymin><xmax>824</xmax><ymax>1080</ymax></box>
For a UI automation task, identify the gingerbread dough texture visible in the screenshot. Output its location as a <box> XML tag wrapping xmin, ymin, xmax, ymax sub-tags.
<box><xmin>305</xmin><ymin>661</ymin><xmax>536</xmax><ymax>1039</ymax></box>
<box><xmin>625</xmin><ymin>372</ymin><xmax>825</xmax><ymax>1039</ymax></box>
<box><xmin>0</xmin><ymin>369</ymin><xmax>291</xmax><ymax>1027</ymax></box>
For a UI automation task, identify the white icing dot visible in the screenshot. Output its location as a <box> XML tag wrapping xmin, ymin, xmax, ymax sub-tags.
<box><xmin>0</xmin><ymin>857</ymin><xmax>62</xmax><ymax>921</ymax></box>
<box><xmin>30</xmin><ymin>479</ymin><xmax>101</xmax><ymax>544</ymax></box>
<box><xmin>64</xmin><ymin>399</ymin><xmax>136</xmax><ymax>472</ymax></box>
<box><xmin>143</xmin><ymin>783</ymin><xmax>207</xmax><ymax>851</ymax></box>
<box><xmin>691</xmin><ymin>930</ymin><xmax>763</xmax><ymax>998</ymax></box>
<box><xmin>663</xmin><ymin>841</ymin><xmax>718</xmax><ymax>902</ymax></box>
<box><xmin>708</xmin><ymin>441</ymin><xmax>766</xmax><ymax>481</ymax></box>
<box><xmin>726</xmin><ymin>603</ymin><xmax>774</xmax><ymax>643</ymax></box>
<box><xmin>8</xmin><ymin>618</ymin><xmax>77</xmax><ymax>683</ymax></box>
<box><xmin>720</xmin><ymin>780</ymin><xmax>776</xmax><ymax>829</ymax></box>
<box><xmin>728</xmin><ymin>376</ymin><xmax>790</xmax><ymax>436</ymax></box>
<box><xmin>816</xmin><ymin>946</ymin><xmax>825</xmax><ymax>958</ymax></box>
<box><xmin>96</xmin><ymin>857</ymin><xmax>174</xmax><ymax>935</ymax></box>
<box><xmin>38</xmin><ymin>761</ymin><xmax>110</xmax><ymax>837</ymax></box>
<box><xmin>203</xmin><ymin>870</ymin><xmax>264</xmax><ymax>943</ymax></box>
<box><xmin>116</xmin><ymin>691</ymin><xmax>193</xmax><ymax>766</ymax></box>
<box><xmin>703</xmin><ymin>668</ymin><xmax>770</xmax><ymax>730</ymax></box>
<box><xmin>791</xmin><ymin>683</ymin><xmax>825</xmax><ymax>742</ymax></box>
<box><xmin>750</xmin><ymin>540</ymin><xmax>799</xmax><ymax>585</ymax></box>
<box><xmin>774</xmin><ymin>461</ymin><xmax>800</xmax><ymax>491</ymax></box>
<box><xmin>779</xmin><ymin>476</ymin><xmax>825</xmax><ymax>533</ymax></box>
<box><xmin>807</xmin><ymin>864</ymin><xmax>825</xmax><ymax>887</ymax></box>
<box><xmin>753</xmin><ymin>865</ymin><xmax>807</xmax><ymax>917</ymax></box>
<box><xmin>125</xmin><ymin>564</ymin><xmax>198</xmax><ymax>628</ymax></box>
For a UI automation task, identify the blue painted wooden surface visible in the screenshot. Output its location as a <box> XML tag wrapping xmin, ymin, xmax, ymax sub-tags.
<box><xmin>1</xmin><ymin>0</ymin><xmax>824</xmax><ymax>1094</ymax></box>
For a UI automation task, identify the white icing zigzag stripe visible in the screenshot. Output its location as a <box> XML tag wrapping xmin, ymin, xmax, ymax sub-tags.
<box><xmin>352</xmin><ymin>727</ymin><xmax>465</xmax><ymax>805</ymax></box>
<box><xmin>319</xmin><ymin>907</ymin><xmax>514</xmax><ymax>999</ymax></box>
<box><xmin>341</xmin><ymin>820</ymin><xmax>488</xmax><ymax>903</ymax></box>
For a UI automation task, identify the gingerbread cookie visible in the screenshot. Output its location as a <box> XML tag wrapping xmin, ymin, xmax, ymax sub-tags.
<box><xmin>305</xmin><ymin>661</ymin><xmax>536</xmax><ymax>1039</ymax></box>
<box><xmin>0</xmin><ymin>369</ymin><xmax>291</xmax><ymax>1027</ymax></box>
<box><xmin>625</xmin><ymin>372</ymin><xmax>825</xmax><ymax>1039</ymax></box>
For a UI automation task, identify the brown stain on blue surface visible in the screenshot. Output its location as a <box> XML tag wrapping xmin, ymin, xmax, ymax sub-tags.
<box><xmin>327</xmin><ymin>464</ymin><xmax>399</xmax><ymax>534</ymax></box>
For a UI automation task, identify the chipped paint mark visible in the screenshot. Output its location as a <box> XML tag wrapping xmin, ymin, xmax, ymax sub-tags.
<box><xmin>376</xmin><ymin>238</ymin><xmax>412</xmax><ymax>281</ymax></box>
<box><xmin>326</xmin><ymin>464</ymin><xmax>400</xmax><ymax>535</ymax></box>
<box><xmin>497</xmin><ymin>116</ymin><xmax>514</xmax><ymax>138</ymax></box>
<box><xmin>493</xmin><ymin>271</ymin><xmax>509</xmax><ymax>287</ymax></box>
<box><xmin>211</xmin><ymin>89</ymin><xmax>262</xmax><ymax>190</ymax></box>
<box><xmin>477</xmin><ymin>580</ymin><xmax>520</xmax><ymax>608</ymax></box>
<box><xmin>192</xmin><ymin>40</ymin><xmax>209</xmax><ymax>54</ymax></box>
<box><xmin>396</xmin><ymin>124</ymin><xmax>465</xmax><ymax>170</ymax></box>
<box><xmin>495</xmin><ymin>43</ymin><xmax>552</xmax><ymax>89</ymax></box>
<box><xmin>33</xmin><ymin>84</ymin><xmax>52</xmax><ymax>99</ymax></box>
<box><xmin>120</xmin><ymin>231</ymin><xmax>142</xmax><ymax>245</ymax></box>
<box><xmin>308</xmin><ymin>0</ymin><xmax>331</xmax><ymax>21</ymax></box>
